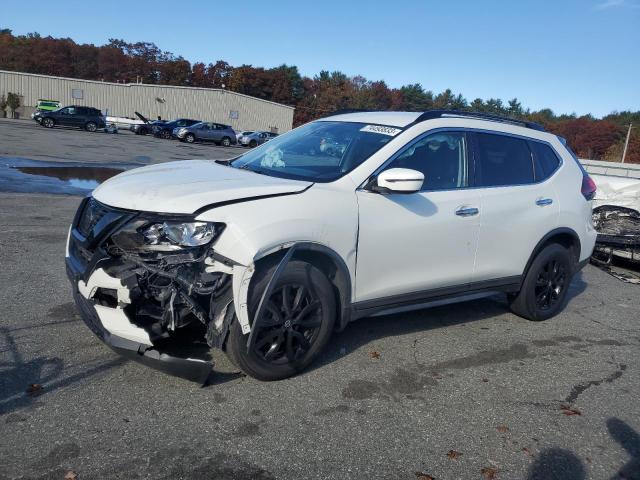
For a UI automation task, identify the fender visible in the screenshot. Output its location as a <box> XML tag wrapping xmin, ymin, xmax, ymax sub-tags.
<box><xmin>232</xmin><ymin>241</ymin><xmax>354</xmax><ymax>337</ymax></box>
<box><xmin>521</xmin><ymin>227</ymin><xmax>581</xmax><ymax>284</ymax></box>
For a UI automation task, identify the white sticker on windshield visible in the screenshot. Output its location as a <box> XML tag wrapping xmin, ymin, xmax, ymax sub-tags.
<box><xmin>360</xmin><ymin>125</ymin><xmax>403</xmax><ymax>136</ymax></box>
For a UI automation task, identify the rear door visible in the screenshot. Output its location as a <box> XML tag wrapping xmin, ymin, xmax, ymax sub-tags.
<box><xmin>470</xmin><ymin>132</ymin><xmax>560</xmax><ymax>283</ymax></box>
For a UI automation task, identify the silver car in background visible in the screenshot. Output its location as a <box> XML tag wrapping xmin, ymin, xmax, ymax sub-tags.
<box><xmin>173</xmin><ymin>122</ymin><xmax>237</xmax><ymax>146</ymax></box>
<box><xmin>239</xmin><ymin>131</ymin><xmax>279</xmax><ymax>148</ymax></box>
<box><xmin>236</xmin><ymin>130</ymin><xmax>254</xmax><ymax>143</ymax></box>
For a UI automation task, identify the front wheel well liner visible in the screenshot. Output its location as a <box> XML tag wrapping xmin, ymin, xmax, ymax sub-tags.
<box><xmin>252</xmin><ymin>244</ymin><xmax>352</xmax><ymax>332</ymax></box>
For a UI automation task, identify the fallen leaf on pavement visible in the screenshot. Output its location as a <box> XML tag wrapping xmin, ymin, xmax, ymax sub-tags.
<box><xmin>481</xmin><ymin>467</ymin><xmax>498</xmax><ymax>479</ymax></box>
<box><xmin>64</xmin><ymin>471</ymin><xmax>78</xmax><ymax>480</ymax></box>
<box><xmin>496</xmin><ymin>425</ymin><xmax>509</xmax><ymax>433</ymax></box>
<box><xmin>522</xmin><ymin>447</ymin><xmax>532</xmax><ymax>456</ymax></box>
<box><xmin>481</xmin><ymin>378</ymin><xmax>489</xmax><ymax>382</ymax></box>
<box><xmin>414</xmin><ymin>472</ymin><xmax>435</xmax><ymax>480</ymax></box>
<box><xmin>446</xmin><ymin>450</ymin><xmax>462</xmax><ymax>459</ymax></box>
<box><xmin>560</xmin><ymin>405</ymin><xmax>582</xmax><ymax>416</ymax></box>
<box><xmin>369</xmin><ymin>351</ymin><xmax>380</xmax><ymax>359</ymax></box>
<box><xmin>26</xmin><ymin>384</ymin><xmax>43</xmax><ymax>397</ymax></box>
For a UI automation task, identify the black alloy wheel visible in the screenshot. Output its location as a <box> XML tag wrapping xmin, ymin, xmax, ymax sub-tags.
<box><xmin>534</xmin><ymin>259</ymin><xmax>567</xmax><ymax>311</ymax></box>
<box><xmin>225</xmin><ymin>260</ymin><xmax>336</xmax><ymax>380</ymax></box>
<box><xmin>252</xmin><ymin>285</ymin><xmax>322</xmax><ymax>364</ymax></box>
<box><xmin>509</xmin><ymin>243</ymin><xmax>573</xmax><ymax>321</ymax></box>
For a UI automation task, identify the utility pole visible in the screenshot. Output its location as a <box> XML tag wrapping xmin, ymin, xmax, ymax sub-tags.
<box><xmin>621</xmin><ymin>123</ymin><xmax>633</xmax><ymax>163</ymax></box>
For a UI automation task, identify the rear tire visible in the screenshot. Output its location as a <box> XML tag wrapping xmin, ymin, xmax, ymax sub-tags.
<box><xmin>161</xmin><ymin>130</ymin><xmax>171</xmax><ymax>139</ymax></box>
<box><xmin>42</xmin><ymin>118</ymin><xmax>55</xmax><ymax>128</ymax></box>
<box><xmin>509</xmin><ymin>243</ymin><xmax>574</xmax><ymax>321</ymax></box>
<box><xmin>225</xmin><ymin>260</ymin><xmax>336</xmax><ymax>381</ymax></box>
<box><xmin>85</xmin><ymin>121</ymin><xmax>97</xmax><ymax>132</ymax></box>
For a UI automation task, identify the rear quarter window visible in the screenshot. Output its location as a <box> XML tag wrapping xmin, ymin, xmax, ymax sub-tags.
<box><xmin>529</xmin><ymin>141</ymin><xmax>561</xmax><ymax>181</ymax></box>
<box><xmin>474</xmin><ymin>133</ymin><xmax>534</xmax><ymax>187</ymax></box>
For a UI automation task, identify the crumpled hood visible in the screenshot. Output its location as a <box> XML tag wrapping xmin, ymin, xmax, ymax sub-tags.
<box><xmin>92</xmin><ymin>160</ymin><xmax>312</xmax><ymax>214</ymax></box>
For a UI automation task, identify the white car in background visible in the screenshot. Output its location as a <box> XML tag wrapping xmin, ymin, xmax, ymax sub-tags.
<box><xmin>66</xmin><ymin>110</ymin><xmax>597</xmax><ymax>383</ymax></box>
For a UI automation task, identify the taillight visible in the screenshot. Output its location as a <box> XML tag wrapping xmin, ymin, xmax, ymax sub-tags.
<box><xmin>581</xmin><ymin>174</ymin><xmax>597</xmax><ymax>201</ymax></box>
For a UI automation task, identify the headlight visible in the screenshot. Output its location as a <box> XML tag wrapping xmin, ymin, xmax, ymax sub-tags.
<box><xmin>142</xmin><ymin>221</ymin><xmax>223</xmax><ymax>247</ymax></box>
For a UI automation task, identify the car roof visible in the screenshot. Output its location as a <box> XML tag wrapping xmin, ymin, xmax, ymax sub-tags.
<box><xmin>321</xmin><ymin>111</ymin><xmax>422</xmax><ymax>127</ymax></box>
<box><xmin>319</xmin><ymin>110</ymin><xmax>546</xmax><ymax>132</ymax></box>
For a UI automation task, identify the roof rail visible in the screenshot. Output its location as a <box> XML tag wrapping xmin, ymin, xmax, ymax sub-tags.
<box><xmin>414</xmin><ymin>109</ymin><xmax>545</xmax><ymax>131</ymax></box>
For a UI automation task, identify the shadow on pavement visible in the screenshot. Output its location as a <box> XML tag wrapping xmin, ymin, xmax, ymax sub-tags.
<box><xmin>0</xmin><ymin>326</ymin><xmax>126</xmax><ymax>415</ymax></box>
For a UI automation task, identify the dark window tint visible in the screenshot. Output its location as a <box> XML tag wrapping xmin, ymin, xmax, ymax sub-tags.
<box><xmin>475</xmin><ymin>133</ymin><xmax>534</xmax><ymax>187</ymax></box>
<box><xmin>530</xmin><ymin>141</ymin><xmax>561</xmax><ymax>181</ymax></box>
<box><xmin>389</xmin><ymin>131</ymin><xmax>468</xmax><ymax>190</ymax></box>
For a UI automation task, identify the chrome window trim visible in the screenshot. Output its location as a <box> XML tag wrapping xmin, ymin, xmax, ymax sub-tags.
<box><xmin>358</xmin><ymin>127</ymin><xmax>564</xmax><ymax>193</ymax></box>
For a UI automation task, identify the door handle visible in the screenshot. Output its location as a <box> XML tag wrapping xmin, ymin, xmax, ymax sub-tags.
<box><xmin>455</xmin><ymin>207</ymin><xmax>479</xmax><ymax>217</ymax></box>
<box><xmin>536</xmin><ymin>198</ymin><xmax>553</xmax><ymax>206</ymax></box>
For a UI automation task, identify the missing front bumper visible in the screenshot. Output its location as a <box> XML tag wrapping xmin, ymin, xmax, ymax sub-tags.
<box><xmin>67</xmin><ymin>260</ymin><xmax>213</xmax><ymax>383</ymax></box>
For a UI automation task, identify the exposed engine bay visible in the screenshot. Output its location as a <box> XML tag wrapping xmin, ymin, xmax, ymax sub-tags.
<box><xmin>66</xmin><ymin>197</ymin><xmax>245</xmax><ymax>382</ymax></box>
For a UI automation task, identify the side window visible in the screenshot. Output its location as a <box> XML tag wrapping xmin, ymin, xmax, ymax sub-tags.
<box><xmin>176</xmin><ymin>120</ymin><xmax>186</xmax><ymax>127</ymax></box>
<box><xmin>529</xmin><ymin>141</ymin><xmax>561</xmax><ymax>181</ymax></box>
<box><xmin>67</xmin><ymin>107</ymin><xmax>76</xmax><ymax>115</ymax></box>
<box><xmin>475</xmin><ymin>133</ymin><xmax>534</xmax><ymax>187</ymax></box>
<box><xmin>386</xmin><ymin>131</ymin><xmax>468</xmax><ymax>191</ymax></box>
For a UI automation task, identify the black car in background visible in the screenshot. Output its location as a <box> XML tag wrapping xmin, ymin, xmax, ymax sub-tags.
<box><xmin>153</xmin><ymin>118</ymin><xmax>200</xmax><ymax>139</ymax></box>
<box><xmin>34</xmin><ymin>105</ymin><xmax>106</xmax><ymax>132</ymax></box>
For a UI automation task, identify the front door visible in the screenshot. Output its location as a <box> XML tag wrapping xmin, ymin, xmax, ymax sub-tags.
<box><xmin>355</xmin><ymin>130</ymin><xmax>480</xmax><ymax>304</ymax></box>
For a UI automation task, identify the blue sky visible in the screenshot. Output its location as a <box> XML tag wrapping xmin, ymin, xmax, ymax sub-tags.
<box><xmin>3</xmin><ymin>0</ymin><xmax>639</xmax><ymax>117</ymax></box>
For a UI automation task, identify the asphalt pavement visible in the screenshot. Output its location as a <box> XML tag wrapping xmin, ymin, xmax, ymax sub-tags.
<box><xmin>0</xmin><ymin>118</ymin><xmax>639</xmax><ymax>480</ymax></box>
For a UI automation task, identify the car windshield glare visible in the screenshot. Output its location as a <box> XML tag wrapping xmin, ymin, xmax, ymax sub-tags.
<box><xmin>230</xmin><ymin>121</ymin><xmax>397</xmax><ymax>182</ymax></box>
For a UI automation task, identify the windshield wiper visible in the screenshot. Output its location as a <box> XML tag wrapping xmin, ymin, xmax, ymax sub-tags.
<box><xmin>237</xmin><ymin>163</ymin><xmax>265</xmax><ymax>175</ymax></box>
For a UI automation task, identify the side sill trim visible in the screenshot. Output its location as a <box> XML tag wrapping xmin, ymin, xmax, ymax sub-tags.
<box><xmin>351</xmin><ymin>276</ymin><xmax>521</xmax><ymax>320</ymax></box>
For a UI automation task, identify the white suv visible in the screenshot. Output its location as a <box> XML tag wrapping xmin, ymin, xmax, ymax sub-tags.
<box><xmin>66</xmin><ymin>110</ymin><xmax>598</xmax><ymax>382</ymax></box>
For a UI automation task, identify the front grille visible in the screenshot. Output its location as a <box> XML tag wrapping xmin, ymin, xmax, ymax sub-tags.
<box><xmin>77</xmin><ymin>197</ymin><xmax>112</xmax><ymax>237</ymax></box>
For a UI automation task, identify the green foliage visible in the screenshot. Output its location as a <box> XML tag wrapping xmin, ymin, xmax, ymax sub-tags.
<box><xmin>6</xmin><ymin>92</ymin><xmax>20</xmax><ymax>117</ymax></box>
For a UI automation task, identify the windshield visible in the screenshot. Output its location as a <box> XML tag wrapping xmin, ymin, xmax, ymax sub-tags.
<box><xmin>230</xmin><ymin>121</ymin><xmax>398</xmax><ymax>182</ymax></box>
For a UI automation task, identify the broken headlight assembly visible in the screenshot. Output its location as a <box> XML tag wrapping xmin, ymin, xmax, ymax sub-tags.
<box><xmin>110</xmin><ymin>217</ymin><xmax>225</xmax><ymax>253</ymax></box>
<box><xmin>143</xmin><ymin>221</ymin><xmax>221</xmax><ymax>248</ymax></box>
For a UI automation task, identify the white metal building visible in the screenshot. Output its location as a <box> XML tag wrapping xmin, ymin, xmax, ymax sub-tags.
<box><xmin>0</xmin><ymin>70</ymin><xmax>294</xmax><ymax>132</ymax></box>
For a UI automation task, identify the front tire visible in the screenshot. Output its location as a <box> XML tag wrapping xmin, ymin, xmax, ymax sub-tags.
<box><xmin>85</xmin><ymin>121</ymin><xmax>97</xmax><ymax>132</ymax></box>
<box><xmin>249</xmin><ymin>140</ymin><xmax>258</xmax><ymax>148</ymax></box>
<box><xmin>509</xmin><ymin>243</ymin><xmax>574</xmax><ymax>321</ymax></box>
<box><xmin>221</xmin><ymin>136</ymin><xmax>231</xmax><ymax>147</ymax></box>
<box><xmin>226</xmin><ymin>260</ymin><xmax>336</xmax><ymax>381</ymax></box>
<box><xmin>185</xmin><ymin>133</ymin><xmax>195</xmax><ymax>143</ymax></box>
<box><xmin>42</xmin><ymin>118</ymin><xmax>55</xmax><ymax>128</ymax></box>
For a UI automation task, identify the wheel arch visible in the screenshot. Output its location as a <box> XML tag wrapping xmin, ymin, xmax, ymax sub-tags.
<box><xmin>253</xmin><ymin>242</ymin><xmax>353</xmax><ymax>331</ymax></box>
<box><xmin>521</xmin><ymin>227</ymin><xmax>581</xmax><ymax>283</ymax></box>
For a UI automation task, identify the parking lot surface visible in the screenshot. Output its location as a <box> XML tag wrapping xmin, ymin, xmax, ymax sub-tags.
<box><xmin>1</xmin><ymin>119</ymin><xmax>639</xmax><ymax>480</ymax></box>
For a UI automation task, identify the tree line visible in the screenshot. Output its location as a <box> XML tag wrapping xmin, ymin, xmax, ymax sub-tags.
<box><xmin>0</xmin><ymin>29</ymin><xmax>637</xmax><ymax>163</ymax></box>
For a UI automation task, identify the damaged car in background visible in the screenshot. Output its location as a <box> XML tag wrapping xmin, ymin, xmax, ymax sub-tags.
<box><xmin>587</xmin><ymin>171</ymin><xmax>640</xmax><ymax>280</ymax></box>
<box><xmin>66</xmin><ymin>110</ymin><xmax>597</xmax><ymax>383</ymax></box>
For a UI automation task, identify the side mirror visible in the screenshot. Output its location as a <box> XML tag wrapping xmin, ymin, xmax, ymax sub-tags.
<box><xmin>374</xmin><ymin>168</ymin><xmax>424</xmax><ymax>194</ymax></box>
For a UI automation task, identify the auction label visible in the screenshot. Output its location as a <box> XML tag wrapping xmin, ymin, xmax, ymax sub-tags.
<box><xmin>360</xmin><ymin>125</ymin><xmax>403</xmax><ymax>136</ymax></box>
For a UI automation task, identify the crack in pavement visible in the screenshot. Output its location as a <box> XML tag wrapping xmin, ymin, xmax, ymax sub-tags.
<box><xmin>565</xmin><ymin>363</ymin><xmax>627</xmax><ymax>404</ymax></box>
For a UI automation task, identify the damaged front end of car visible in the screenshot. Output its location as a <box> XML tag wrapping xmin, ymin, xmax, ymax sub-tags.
<box><xmin>66</xmin><ymin>197</ymin><xmax>240</xmax><ymax>383</ymax></box>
